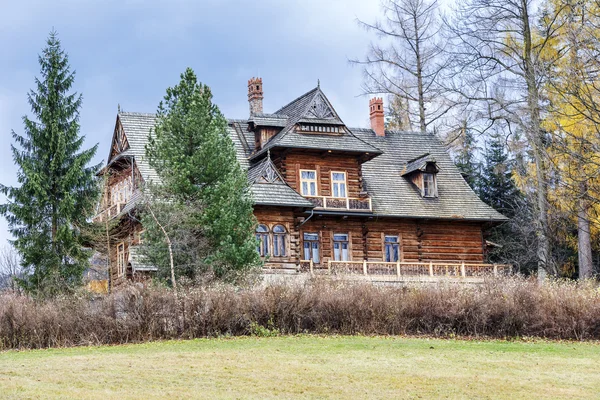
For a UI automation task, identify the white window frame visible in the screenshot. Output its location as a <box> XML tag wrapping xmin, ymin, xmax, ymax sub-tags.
<box><xmin>117</xmin><ymin>242</ymin><xmax>126</xmax><ymax>277</ymax></box>
<box><xmin>331</xmin><ymin>171</ymin><xmax>347</xmax><ymax>198</ymax></box>
<box><xmin>422</xmin><ymin>173</ymin><xmax>437</xmax><ymax>198</ymax></box>
<box><xmin>303</xmin><ymin>232</ymin><xmax>320</xmax><ymax>263</ymax></box>
<box><xmin>300</xmin><ymin>169</ymin><xmax>318</xmax><ymax>196</ymax></box>
<box><xmin>333</xmin><ymin>233</ymin><xmax>350</xmax><ymax>261</ymax></box>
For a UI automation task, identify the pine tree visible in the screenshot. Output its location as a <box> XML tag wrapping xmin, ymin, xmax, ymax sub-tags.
<box><xmin>479</xmin><ymin>134</ymin><xmax>521</xmax><ymax>217</ymax></box>
<box><xmin>144</xmin><ymin>68</ymin><xmax>260</xmax><ymax>282</ymax></box>
<box><xmin>0</xmin><ymin>31</ymin><xmax>100</xmax><ymax>296</ymax></box>
<box><xmin>454</xmin><ymin>122</ymin><xmax>480</xmax><ymax>192</ymax></box>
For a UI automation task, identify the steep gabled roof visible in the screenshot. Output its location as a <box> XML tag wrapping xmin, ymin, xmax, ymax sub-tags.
<box><xmin>250</xmin><ymin>86</ymin><xmax>381</xmax><ymax>160</ymax></box>
<box><xmin>246</xmin><ymin>151</ymin><xmax>314</xmax><ymax>208</ymax></box>
<box><xmin>351</xmin><ymin>128</ymin><xmax>506</xmax><ymax>222</ymax></box>
<box><xmin>115</xmin><ymin>112</ymin><xmax>160</xmax><ymax>184</ymax></box>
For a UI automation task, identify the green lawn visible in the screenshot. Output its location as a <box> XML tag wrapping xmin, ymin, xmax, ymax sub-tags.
<box><xmin>1</xmin><ymin>336</ymin><xmax>599</xmax><ymax>399</ymax></box>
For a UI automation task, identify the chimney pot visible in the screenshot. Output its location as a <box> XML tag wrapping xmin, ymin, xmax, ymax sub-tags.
<box><xmin>248</xmin><ymin>77</ymin><xmax>263</xmax><ymax>115</ymax></box>
<box><xmin>369</xmin><ymin>97</ymin><xmax>385</xmax><ymax>136</ymax></box>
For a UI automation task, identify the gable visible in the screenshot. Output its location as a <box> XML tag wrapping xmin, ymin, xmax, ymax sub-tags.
<box><xmin>109</xmin><ymin>119</ymin><xmax>130</xmax><ymax>162</ymax></box>
<box><xmin>306</xmin><ymin>92</ymin><xmax>336</xmax><ymax>120</ymax></box>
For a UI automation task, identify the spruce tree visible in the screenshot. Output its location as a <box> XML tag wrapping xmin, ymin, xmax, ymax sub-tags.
<box><xmin>454</xmin><ymin>124</ymin><xmax>480</xmax><ymax>191</ymax></box>
<box><xmin>0</xmin><ymin>31</ymin><xmax>100</xmax><ymax>296</ymax></box>
<box><xmin>479</xmin><ymin>134</ymin><xmax>521</xmax><ymax>217</ymax></box>
<box><xmin>144</xmin><ymin>68</ymin><xmax>260</xmax><ymax>282</ymax></box>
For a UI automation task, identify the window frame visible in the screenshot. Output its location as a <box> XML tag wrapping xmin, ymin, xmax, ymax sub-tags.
<box><xmin>256</xmin><ymin>224</ymin><xmax>270</xmax><ymax>257</ymax></box>
<box><xmin>117</xmin><ymin>242</ymin><xmax>126</xmax><ymax>277</ymax></box>
<box><xmin>384</xmin><ymin>235</ymin><xmax>400</xmax><ymax>263</ymax></box>
<box><xmin>299</xmin><ymin>169</ymin><xmax>318</xmax><ymax>197</ymax></box>
<box><xmin>272</xmin><ymin>225</ymin><xmax>287</xmax><ymax>257</ymax></box>
<box><xmin>303</xmin><ymin>232</ymin><xmax>320</xmax><ymax>263</ymax></box>
<box><xmin>331</xmin><ymin>171</ymin><xmax>347</xmax><ymax>198</ymax></box>
<box><xmin>333</xmin><ymin>233</ymin><xmax>350</xmax><ymax>261</ymax></box>
<box><xmin>422</xmin><ymin>173</ymin><xmax>437</xmax><ymax>198</ymax></box>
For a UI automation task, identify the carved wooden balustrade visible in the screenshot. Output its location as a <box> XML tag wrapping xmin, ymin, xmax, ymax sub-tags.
<box><xmin>92</xmin><ymin>202</ymin><xmax>127</xmax><ymax>223</ymax></box>
<box><xmin>306</xmin><ymin>196</ymin><xmax>372</xmax><ymax>211</ymax></box>
<box><xmin>298</xmin><ymin>260</ymin><xmax>512</xmax><ymax>279</ymax></box>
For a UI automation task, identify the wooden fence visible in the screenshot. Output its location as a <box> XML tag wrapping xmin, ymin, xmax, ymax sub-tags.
<box><xmin>298</xmin><ymin>260</ymin><xmax>512</xmax><ymax>279</ymax></box>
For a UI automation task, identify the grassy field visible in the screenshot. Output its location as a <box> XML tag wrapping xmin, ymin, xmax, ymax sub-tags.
<box><xmin>1</xmin><ymin>336</ymin><xmax>599</xmax><ymax>399</ymax></box>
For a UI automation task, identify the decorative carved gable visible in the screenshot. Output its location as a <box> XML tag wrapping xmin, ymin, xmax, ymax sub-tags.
<box><xmin>110</xmin><ymin>121</ymin><xmax>130</xmax><ymax>160</ymax></box>
<box><xmin>257</xmin><ymin>161</ymin><xmax>284</xmax><ymax>184</ymax></box>
<box><xmin>306</xmin><ymin>93</ymin><xmax>335</xmax><ymax>119</ymax></box>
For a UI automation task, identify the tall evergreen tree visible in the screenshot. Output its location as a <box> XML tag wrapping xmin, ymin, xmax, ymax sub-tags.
<box><xmin>454</xmin><ymin>122</ymin><xmax>480</xmax><ymax>192</ymax></box>
<box><xmin>144</xmin><ymin>68</ymin><xmax>260</xmax><ymax>282</ymax></box>
<box><xmin>479</xmin><ymin>134</ymin><xmax>521</xmax><ymax>217</ymax></box>
<box><xmin>0</xmin><ymin>31</ymin><xmax>100</xmax><ymax>295</ymax></box>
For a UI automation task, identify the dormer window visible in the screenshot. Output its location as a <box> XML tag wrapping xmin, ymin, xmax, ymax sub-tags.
<box><xmin>422</xmin><ymin>173</ymin><xmax>437</xmax><ymax>198</ymax></box>
<box><xmin>401</xmin><ymin>153</ymin><xmax>440</xmax><ymax>199</ymax></box>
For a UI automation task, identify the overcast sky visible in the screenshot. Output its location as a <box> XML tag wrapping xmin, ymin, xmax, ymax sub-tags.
<box><xmin>0</xmin><ymin>0</ymin><xmax>382</xmax><ymax>246</ymax></box>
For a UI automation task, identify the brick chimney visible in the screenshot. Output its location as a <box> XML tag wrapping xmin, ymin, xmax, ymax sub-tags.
<box><xmin>248</xmin><ymin>77</ymin><xmax>263</xmax><ymax>115</ymax></box>
<box><xmin>369</xmin><ymin>97</ymin><xmax>385</xmax><ymax>136</ymax></box>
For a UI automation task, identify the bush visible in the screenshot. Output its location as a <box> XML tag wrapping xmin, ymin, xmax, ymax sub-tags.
<box><xmin>1</xmin><ymin>277</ymin><xmax>599</xmax><ymax>350</ymax></box>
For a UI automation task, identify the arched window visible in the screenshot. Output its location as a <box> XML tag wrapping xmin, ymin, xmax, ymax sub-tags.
<box><xmin>272</xmin><ymin>225</ymin><xmax>287</xmax><ymax>257</ymax></box>
<box><xmin>256</xmin><ymin>225</ymin><xmax>270</xmax><ymax>257</ymax></box>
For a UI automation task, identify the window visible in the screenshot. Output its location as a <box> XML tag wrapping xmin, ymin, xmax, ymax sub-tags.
<box><xmin>117</xmin><ymin>242</ymin><xmax>126</xmax><ymax>277</ymax></box>
<box><xmin>299</xmin><ymin>125</ymin><xmax>340</xmax><ymax>133</ymax></box>
<box><xmin>303</xmin><ymin>232</ymin><xmax>320</xmax><ymax>263</ymax></box>
<box><xmin>384</xmin><ymin>236</ymin><xmax>400</xmax><ymax>262</ymax></box>
<box><xmin>331</xmin><ymin>172</ymin><xmax>347</xmax><ymax>198</ymax></box>
<box><xmin>111</xmin><ymin>175</ymin><xmax>133</xmax><ymax>205</ymax></box>
<box><xmin>423</xmin><ymin>173</ymin><xmax>437</xmax><ymax>197</ymax></box>
<box><xmin>333</xmin><ymin>233</ymin><xmax>349</xmax><ymax>261</ymax></box>
<box><xmin>300</xmin><ymin>170</ymin><xmax>317</xmax><ymax>196</ymax></box>
<box><xmin>256</xmin><ymin>225</ymin><xmax>270</xmax><ymax>257</ymax></box>
<box><xmin>273</xmin><ymin>225</ymin><xmax>287</xmax><ymax>257</ymax></box>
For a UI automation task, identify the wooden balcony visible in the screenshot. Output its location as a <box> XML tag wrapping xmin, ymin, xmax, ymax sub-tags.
<box><xmin>306</xmin><ymin>196</ymin><xmax>372</xmax><ymax>212</ymax></box>
<box><xmin>297</xmin><ymin>260</ymin><xmax>512</xmax><ymax>281</ymax></box>
<box><xmin>92</xmin><ymin>202</ymin><xmax>127</xmax><ymax>223</ymax></box>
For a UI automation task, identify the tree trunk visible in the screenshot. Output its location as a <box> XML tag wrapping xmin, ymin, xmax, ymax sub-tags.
<box><xmin>147</xmin><ymin>204</ymin><xmax>177</xmax><ymax>291</ymax></box>
<box><xmin>522</xmin><ymin>0</ymin><xmax>553</xmax><ymax>280</ymax></box>
<box><xmin>577</xmin><ymin>188</ymin><xmax>593</xmax><ymax>279</ymax></box>
<box><xmin>413</xmin><ymin>10</ymin><xmax>427</xmax><ymax>134</ymax></box>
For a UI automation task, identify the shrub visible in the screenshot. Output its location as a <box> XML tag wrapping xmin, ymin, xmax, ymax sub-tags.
<box><xmin>1</xmin><ymin>277</ymin><xmax>599</xmax><ymax>350</ymax></box>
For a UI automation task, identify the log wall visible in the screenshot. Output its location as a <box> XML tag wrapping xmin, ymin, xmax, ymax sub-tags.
<box><xmin>274</xmin><ymin>152</ymin><xmax>363</xmax><ymax>197</ymax></box>
<box><xmin>253</xmin><ymin>208</ymin><xmax>486</xmax><ymax>268</ymax></box>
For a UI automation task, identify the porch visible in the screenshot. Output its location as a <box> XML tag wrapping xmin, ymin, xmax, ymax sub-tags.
<box><xmin>287</xmin><ymin>260</ymin><xmax>513</xmax><ymax>282</ymax></box>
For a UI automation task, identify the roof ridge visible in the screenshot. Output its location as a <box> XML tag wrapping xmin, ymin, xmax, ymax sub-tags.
<box><xmin>119</xmin><ymin>112</ymin><xmax>156</xmax><ymax>117</ymax></box>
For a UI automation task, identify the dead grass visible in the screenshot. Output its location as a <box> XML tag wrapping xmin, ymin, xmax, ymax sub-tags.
<box><xmin>2</xmin><ymin>277</ymin><xmax>600</xmax><ymax>351</ymax></box>
<box><xmin>1</xmin><ymin>336</ymin><xmax>599</xmax><ymax>399</ymax></box>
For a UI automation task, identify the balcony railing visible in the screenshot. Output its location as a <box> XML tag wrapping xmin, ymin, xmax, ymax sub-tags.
<box><xmin>92</xmin><ymin>202</ymin><xmax>127</xmax><ymax>223</ymax></box>
<box><xmin>297</xmin><ymin>260</ymin><xmax>512</xmax><ymax>279</ymax></box>
<box><xmin>306</xmin><ymin>196</ymin><xmax>372</xmax><ymax>212</ymax></box>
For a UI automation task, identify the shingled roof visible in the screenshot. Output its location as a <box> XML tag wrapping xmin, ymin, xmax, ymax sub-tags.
<box><xmin>115</xmin><ymin>112</ymin><xmax>159</xmax><ymax>184</ymax></box>
<box><xmin>249</xmin><ymin>86</ymin><xmax>382</xmax><ymax>160</ymax></box>
<box><xmin>351</xmin><ymin>129</ymin><xmax>506</xmax><ymax>221</ymax></box>
<box><xmin>247</xmin><ymin>155</ymin><xmax>314</xmax><ymax>208</ymax></box>
<box><xmin>111</xmin><ymin>87</ymin><xmax>506</xmax><ymax>222</ymax></box>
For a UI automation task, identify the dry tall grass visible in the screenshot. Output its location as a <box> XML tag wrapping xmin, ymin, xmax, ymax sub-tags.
<box><xmin>1</xmin><ymin>277</ymin><xmax>599</xmax><ymax>350</ymax></box>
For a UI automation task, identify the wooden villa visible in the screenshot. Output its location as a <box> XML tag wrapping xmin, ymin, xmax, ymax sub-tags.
<box><xmin>95</xmin><ymin>78</ymin><xmax>509</xmax><ymax>285</ymax></box>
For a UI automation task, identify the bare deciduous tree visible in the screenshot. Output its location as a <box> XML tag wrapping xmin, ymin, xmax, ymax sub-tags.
<box><xmin>447</xmin><ymin>0</ymin><xmax>568</xmax><ymax>279</ymax></box>
<box><xmin>353</xmin><ymin>0</ymin><xmax>453</xmax><ymax>133</ymax></box>
<box><xmin>0</xmin><ymin>245</ymin><xmax>22</xmax><ymax>293</ymax></box>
